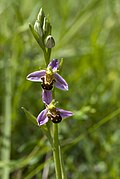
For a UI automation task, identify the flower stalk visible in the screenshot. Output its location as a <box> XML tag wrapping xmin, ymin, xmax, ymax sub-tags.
<box><xmin>53</xmin><ymin>124</ymin><xmax>62</xmax><ymax>179</ymax></box>
<box><xmin>43</xmin><ymin>48</ymin><xmax>51</xmax><ymax>66</ymax></box>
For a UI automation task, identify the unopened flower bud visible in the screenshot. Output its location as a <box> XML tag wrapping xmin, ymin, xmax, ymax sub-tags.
<box><xmin>45</xmin><ymin>35</ymin><xmax>55</xmax><ymax>48</ymax></box>
<box><xmin>34</xmin><ymin>20</ymin><xmax>43</xmax><ymax>36</ymax></box>
<box><xmin>43</xmin><ymin>17</ymin><xmax>51</xmax><ymax>36</ymax></box>
<box><xmin>37</xmin><ymin>8</ymin><xmax>45</xmax><ymax>27</ymax></box>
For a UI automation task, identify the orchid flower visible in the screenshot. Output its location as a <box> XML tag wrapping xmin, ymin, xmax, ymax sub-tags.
<box><xmin>37</xmin><ymin>100</ymin><xmax>73</xmax><ymax>126</ymax></box>
<box><xmin>27</xmin><ymin>59</ymin><xmax>68</xmax><ymax>104</ymax></box>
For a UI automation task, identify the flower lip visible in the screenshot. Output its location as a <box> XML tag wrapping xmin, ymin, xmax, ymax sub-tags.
<box><xmin>41</xmin><ymin>67</ymin><xmax>55</xmax><ymax>90</ymax></box>
<box><xmin>47</xmin><ymin>110</ymin><xmax>62</xmax><ymax>123</ymax></box>
<box><xmin>41</xmin><ymin>76</ymin><xmax>54</xmax><ymax>90</ymax></box>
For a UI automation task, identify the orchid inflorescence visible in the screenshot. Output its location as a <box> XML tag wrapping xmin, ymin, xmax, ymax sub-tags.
<box><xmin>27</xmin><ymin>59</ymin><xmax>73</xmax><ymax>126</ymax></box>
<box><xmin>27</xmin><ymin>8</ymin><xmax>73</xmax><ymax>126</ymax></box>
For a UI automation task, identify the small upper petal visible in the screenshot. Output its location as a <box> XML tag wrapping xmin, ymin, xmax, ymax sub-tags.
<box><xmin>48</xmin><ymin>59</ymin><xmax>59</xmax><ymax>71</ymax></box>
<box><xmin>54</xmin><ymin>73</ymin><xmax>68</xmax><ymax>90</ymax></box>
<box><xmin>57</xmin><ymin>108</ymin><xmax>73</xmax><ymax>118</ymax></box>
<box><xmin>27</xmin><ymin>70</ymin><xmax>46</xmax><ymax>82</ymax></box>
<box><xmin>37</xmin><ymin>109</ymin><xmax>49</xmax><ymax>126</ymax></box>
<box><xmin>42</xmin><ymin>89</ymin><xmax>52</xmax><ymax>105</ymax></box>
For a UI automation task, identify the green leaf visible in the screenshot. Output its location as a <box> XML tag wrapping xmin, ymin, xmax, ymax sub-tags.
<box><xmin>21</xmin><ymin>107</ymin><xmax>38</xmax><ymax>125</ymax></box>
<box><xmin>21</xmin><ymin>107</ymin><xmax>53</xmax><ymax>146</ymax></box>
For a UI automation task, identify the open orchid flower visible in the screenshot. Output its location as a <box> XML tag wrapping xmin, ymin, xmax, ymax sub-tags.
<box><xmin>26</xmin><ymin>59</ymin><xmax>68</xmax><ymax>104</ymax></box>
<box><xmin>37</xmin><ymin>100</ymin><xmax>73</xmax><ymax>126</ymax></box>
<box><xmin>27</xmin><ymin>59</ymin><xmax>68</xmax><ymax>90</ymax></box>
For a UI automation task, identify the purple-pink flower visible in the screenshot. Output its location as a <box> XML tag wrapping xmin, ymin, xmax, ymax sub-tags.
<box><xmin>27</xmin><ymin>59</ymin><xmax>68</xmax><ymax>104</ymax></box>
<box><xmin>37</xmin><ymin>100</ymin><xmax>73</xmax><ymax>126</ymax></box>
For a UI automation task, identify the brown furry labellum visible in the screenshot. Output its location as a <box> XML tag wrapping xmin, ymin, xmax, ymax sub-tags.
<box><xmin>41</xmin><ymin>76</ymin><xmax>55</xmax><ymax>90</ymax></box>
<box><xmin>47</xmin><ymin>109</ymin><xmax>62</xmax><ymax>123</ymax></box>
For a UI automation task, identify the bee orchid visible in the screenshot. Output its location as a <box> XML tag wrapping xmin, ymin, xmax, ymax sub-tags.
<box><xmin>27</xmin><ymin>59</ymin><xmax>68</xmax><ymax>104</ymax></box>
<box><xmin>37</xmin><ymin>100</ymin><xmax>73</xmax><ymax>126</ymax></box>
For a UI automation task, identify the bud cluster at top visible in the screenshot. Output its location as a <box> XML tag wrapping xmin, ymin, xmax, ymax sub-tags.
<box><xmin>34</xmin><ymin>8</ymin><xmax>55</xmax><ymax>48</ymax></box>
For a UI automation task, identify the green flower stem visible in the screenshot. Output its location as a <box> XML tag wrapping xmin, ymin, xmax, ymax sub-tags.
<box><xmin>53</xmin><ymin>124</ymin><xmax>62</xmax><ymax>179</ymax></box>
<box><xmin>59</xmin><ymin>148</ymin><xmax>67</xmax><ymax>179</ymax></box>
<box><xmin>46</xmin><ymin>48</ymin><xmax>51</xmax><ymax>63</ymax></box>
<box><xmin>43</xmin><ymin>48</ymin><xmax>51</xmax><ymax>66</ymax></box>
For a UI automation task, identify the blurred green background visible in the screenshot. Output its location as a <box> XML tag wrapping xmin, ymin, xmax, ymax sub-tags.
<box><xmin>0</xmin><ymin>0</ymin><xmax>120</xmax><ymax>178</ymax></box>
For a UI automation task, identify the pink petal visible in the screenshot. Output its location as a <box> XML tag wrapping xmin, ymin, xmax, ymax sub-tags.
<box><xmin>42</xmin><ymin>89</ymin><xmax>52</xmax><ymax>105</ymax></box>
<box><xmin>54</xmin><ymin>73</ymin><xmax>68</xmax><ymax>90</ymax></box>
<box><xmin>27</xmin><ymin>70</ymin><xmax>46</xmax><ymax>82</ymax></box>
<box><xmin>48</xmin><ymin>59</ymin><xmax>59</xmax><ymax>71</ymax></box>
<box><xmin>57</xmin><ymin>108</ymin><xmax>73</xmax><ymax>118</ymax></box>
<box><xmin>37</xmin><ymin>109</ymin><xmax>49</xmax><ymax>126</ymax></box>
